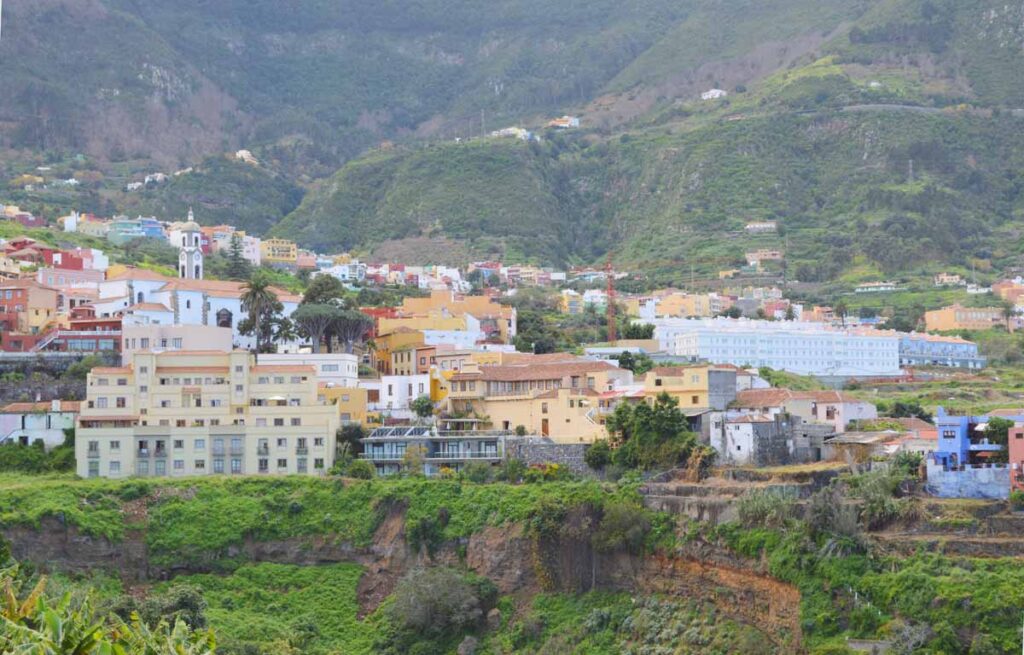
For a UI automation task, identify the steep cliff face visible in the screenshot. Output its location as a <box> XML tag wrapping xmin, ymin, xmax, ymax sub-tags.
<box><xmin>3</xmin><ymin>505</ymin><xmax>802</xmax><ymax>649</ymax></box>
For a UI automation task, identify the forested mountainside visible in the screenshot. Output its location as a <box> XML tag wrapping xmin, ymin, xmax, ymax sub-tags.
<box><xmin>3</xmin><ymin>0</ymin><xmax>1024</xmax><ymax>276</ymax></box>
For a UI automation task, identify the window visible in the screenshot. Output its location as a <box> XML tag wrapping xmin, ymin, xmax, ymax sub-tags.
<box><xmin>176</xmin><ymin>419</ymin><xmax>186</xmax><ymax>427</ymax></box>
<box><xmin>277</xmin><ymin>438</ymin><xmax>287</xmax><ymax>449</ymax></box>
<box><xmin>140</xmin><ymin>338</ymin><xmax>150</xmax><ymax>349</ymax></box>
<box><xmin>290</xmin><ymin>376</ymin><xmax>301</xmax><ymax>384</ymax></box>
<box><xmin>155</xmin><ymin>460</ymin><xmax>166</xmax><ymax>476</ymax></box>
<box><xmin>314</xmin><ymin>437</ymin><xmax>324</xmax><ymax>447</ymax></box>
<box><xmin>274</xmin><ymin>418</ymin><xmax>284</xmax><ymax>427</ymax></box>
<box><xmin>174</xmin><ymin>460</ymin><xmax>184</xmax><ymax>470</ymax></box>
<box><xmin>213</xmin><ymin>459</ymin><xmax>224</xmax><ymax>473</ymax></box>
<box><xmin>87</xmin><ymin>440</ymin><xmax>99</xmax><ymax>454</ymax></box>
<box><xmin>96</xmin><ymin>398</ymin><xmax>108</xmax><ymax>409</ymax></box>
<box><xmin>274</xmin><ymin>376</ymin><xmax>284</xmax><ymax>384</ymax></box>
<box><xmin>116</xmin><ymin>397</ymin><xmax>126</xmax><ymax>408</ymax></box>
<box><xmin>541</xmin><ymin>402</ymin><xmax>548</xmax><ymax>414</ymax></box>
<box><xmin>655</xmin><ymin>379</ymin><xmax>663</xmax><ymax>387</ymax></box>
<box><xmin>231</xmin><ymin>458</ymin><xmax>242</xmax><ymax>474</ymax></box>
<box><xmin>259</xmin><ymin>458</ymin><xmax>269</xmax><ymax>473</ymax></box>
<box><xmin>96</xmin><ymin>378</ymin><xmax>108</xmax><ymax>386</ymax></box>
<box><xmin>258</xmin><ymin>377</ymin><xmax>269</xmax><ymax>384</ymax></box>
<box><xmin>235</xmin><ymin>365</ymin><xmax>243</xmax><ymax>373</ymax></box>
<box><xmin>117</xmin><ymin>378</ymin><xmax>127</xmax><ymax>386</ymax></box>
<box><xmin>195</xmin><ymin>460</ymin><xmax>205</xmax><ymax>470</ymax></box>
<box><xmin>322</xmin><ymin>364</ymin><xmax>339</xmax><ymax>372</ymax></box>
<box><xmin>314</xmin><ymin>458</ymin><xmax>324</xmax><ymax>469</ymax></box>
<box><xmin>691</xmin><ymin>396</ymin><xmax>699</xmax><ymax>405</ymax></box>
<box><xmin>235</xmin><ymin>385</ymin><xmax>244</xmax><ymax>392</ymax></box>
<box><xmin>140</xmin><ymin>366</ymin><xmax>148</xmax><ymax>374</ymax></box>
<box><xmin>110</xmin><ymin>440</ymin><xmax>120</xmax><ymax>451</ymax></box>
<box><xmin>173</xmin><ymin>439</ymin><xmax>184</xmax><ymax>449</ymax></box>
<box><xmin>341</xmin><ymin>394</ymin><xmax>350</xmax><ymax>402</ymax></box>
<box><xmin>109</xmin><ymin>461</ymin><xmax>120</xmax><ymax>474</ymax></box>
<box><xmin>160</xmin><ymin>400</ymin><xmax>171</xmax><ymax>408</ymax></box>
<box><xmin>139</xmin><ymin>385</ymin><xmax>148</xmax><ymax>393</ymax></box>
<box><xmin>291</xmin><ymin>418</ymin><xmax>301</xmax><ymax>426</ymax></box>
<box><xmin>195</xmin><ymin>439</ymin><xmax>206</xmax><ymax>451</ymax></box>
<box><xmin>255</xmin><ymin>418</ymin><xmax>267</xmax><ymax>427</ymax></box>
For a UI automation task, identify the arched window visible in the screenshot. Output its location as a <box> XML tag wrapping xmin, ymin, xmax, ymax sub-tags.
<box><xmin>216</xmin><ymin>308</ymin><xmax>233</xmax><ymax>328</ymax></box>
<box><xmin>195</xmin><ymin>264</ymin><xmax>201</xmax><ymax>278</ymax></box>
<box><xmin>137</xmin><ymin>291</ymin><xmax>144</xmax><ymax>304</ymax></box>
<box><xmin>186</xmin><ymin>300</ymin><xmax>191</xmax><ymax>309</ymax></box>
<box><xmin>182</xmin><ymin>235</ymin><xmax>187</xmax><ymax>247</ymax></box>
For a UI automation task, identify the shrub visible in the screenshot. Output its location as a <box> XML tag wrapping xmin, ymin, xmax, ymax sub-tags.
<box><xmin>1010</xmin><ymin>490</ymin><xmax>1024</xmax><ymax>512</ymax></box>
<box><xmin>345</xmin><ymin>459</ymin><xmax>375</xmax><ymax>480</ymax></box>
<box><xmin>584</xmin><ymin>440</ymin><xmax>612</xmax><ymax>471</ymax></box>
<box><xmin>737</xmin><ymin>489</ymin><xmax>796</xmax><ymax>529</ymax></box>
<box><xmin>462</xmin><ymin>461</ymin><xmax>492</xmax><ymax>483</ymax></box>
<box><xmin>386</xmin><ymin>568</ymin><xmax>491</xmax><ymax>637</ymax></box>
<box><xmin>591</xmin><ymin>502</ymin><xmax>651</xmax><ymax>553</ymax></box>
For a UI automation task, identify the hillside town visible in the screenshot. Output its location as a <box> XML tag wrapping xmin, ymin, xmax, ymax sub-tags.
<box><xmin>0</xmin><ymin>204</ymin><xmax>1019</xmax><ymax>503</ymax></box>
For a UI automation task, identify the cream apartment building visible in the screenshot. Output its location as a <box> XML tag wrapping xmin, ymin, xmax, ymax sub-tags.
<box><xmin>77</xmin><ymin>350</ymin><xmax>339</xmax><ymax>478</ymax></box>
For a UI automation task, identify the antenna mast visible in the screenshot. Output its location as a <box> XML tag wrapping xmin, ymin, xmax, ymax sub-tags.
<box><xmin>606</xmin><ymin>254</ymin><xmax>617</xmax><ymax>343</ymax></box>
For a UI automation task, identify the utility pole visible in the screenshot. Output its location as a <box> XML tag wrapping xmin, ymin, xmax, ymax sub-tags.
<box><xmin>480</xmin><ymin>109</ymin><xmax>485</xmax><ymax>138</ymax></box>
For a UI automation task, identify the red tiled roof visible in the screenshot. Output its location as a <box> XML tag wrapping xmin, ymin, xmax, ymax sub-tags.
<box><xmin>733</xmin><ymin>388</ymin><xmax>794</xmax><ymax>408</ymax></box>
<box><xmin>1</xmin><ymin>401</ymin><xmax>80</xmax><ymax>413</ymax></box>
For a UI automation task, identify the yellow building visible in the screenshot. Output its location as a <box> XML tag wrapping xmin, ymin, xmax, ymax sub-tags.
<box><xmin>259</xmin><ymin>238</ymin><xmax>298</xmax><ymax>265</ymax></box>
<box><xmin>924</xmin><ymin>304</ymin><xmax>1009</xmax><ymax>332</ymax></box>
<box><xmin>373</xmin><ymin>328</ymin><xmax>425</xmax><ymax>375</ymax></box>
<box><xmin>560</xmin><ymin>290</ymin><xmax>583</xmax><ymax>315</ymax></box>
<box><xmin>641</xmin><ymin>366</ymin><xmax>715</xmax><ymax>409</ymax></box>
<box><xmin>76</xmin><ymin>350</ymin><xmax>339</xmax><ymax>478</ymax></box>
<box><xmin>446</xmin><ymin>359</ymin><xmax>633</xmax><ymax>443</ymax></box>
<box><xmin>396</xmin><ymin>290</ymin><xmax>516</xmax><ymax>342</ymax></box>
<box><xmin>318</xmin><ymin>384</ymin><xmax>369</xmax><ymax>426</ymax></box>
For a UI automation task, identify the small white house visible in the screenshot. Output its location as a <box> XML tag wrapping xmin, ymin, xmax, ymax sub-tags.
<box><xmin>701</xmin><ymin>89</ymin><xmax>728</xmax><ymax>101</ymax></box>
<box><xmin>0</xmin><ymin>400</ymin><xmax>80</xmax><ymax>449</ymax></box>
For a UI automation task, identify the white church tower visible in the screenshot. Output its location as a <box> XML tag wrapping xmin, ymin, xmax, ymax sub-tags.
<box><xmin>178</xmin><ymin>208</ymin><xmax>203</xmax><ymax>280</ymax></box>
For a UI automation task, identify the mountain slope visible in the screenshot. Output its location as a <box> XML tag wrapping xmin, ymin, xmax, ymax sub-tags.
<box><xmin>283</xmin><ymin>108</ymin><xmax>1024</xmax><ymax>276</ymax></box>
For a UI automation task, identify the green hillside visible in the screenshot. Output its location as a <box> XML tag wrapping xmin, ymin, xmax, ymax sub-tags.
<box><xmin>117</xmin><ymin>156</ymin><xmax>303</xmax><ymax>235</ymax></box>
<box><xmin>3</xmin><ymin>0</ymin><xmax>1023</xmax><ymax>280</ymax></box>
<box><xmin>282</xmin><ymin>108</ymin><xmax>1024</xmax><ymax>277</ymax></box>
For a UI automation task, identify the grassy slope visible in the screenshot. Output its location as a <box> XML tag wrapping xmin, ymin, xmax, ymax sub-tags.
<box><xmin>115</xmin><ymin>156</ymin><xmax>304</xmax><ymax>235</ymax></box>
<box><xmin>272</xmin><ymin>139</ymin><xmax>572</xmax><ymax>263</ymax></box>
<box><xmin>3</xmin><ymin>474</ymin><xmax>1024</xmax><ymax>652</ymax></box>
<box><xmin>282</xmin><ymin>107</ymin><xmax>1024</xmax><ymax>279</ymax></box>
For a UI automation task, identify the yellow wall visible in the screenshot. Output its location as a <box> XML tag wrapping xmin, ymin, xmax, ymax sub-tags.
<box><xmin>643</xmin><ymin>366</ymin><xmax>711</xmax><ymax>409</ymax></box>
<box><xmin>319</xmin><ymin>386</ymin><xmax>369</xmax><ymax>425</ymax></box>
<box><xmin>260</xmin><ymin>238</ymin><xmax>298</xmax><ymax>264</ymax></box>
<box><xmin>924</xmin><ymin>305</ymin><xmax>1006</xmax><ymax>332</ymax></box>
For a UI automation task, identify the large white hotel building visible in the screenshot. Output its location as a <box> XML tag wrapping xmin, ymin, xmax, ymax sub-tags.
<box><xmin>649</xmin><ymin>318</ymin><xmax>901</xmax><ymax>377</ymax></box>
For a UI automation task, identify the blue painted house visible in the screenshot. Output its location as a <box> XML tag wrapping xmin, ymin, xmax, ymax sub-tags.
<box><xmin>899</xmin><ymin>334</ymin><xmax>986</xmax><ymax>370</ymax></box>
<box><xmin>933</xmin><ymin>407</ymin><xmax>1023</xmax><ymax>469</ymax></box>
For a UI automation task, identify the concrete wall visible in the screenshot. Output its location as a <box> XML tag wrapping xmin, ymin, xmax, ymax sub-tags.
<box><xmin>925</xmin><ymin>461</ymin><xmax>1009</xmax><ymax>499</ymax></box>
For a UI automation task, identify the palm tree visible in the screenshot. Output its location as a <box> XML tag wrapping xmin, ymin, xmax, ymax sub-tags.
<box><xmin>241</xmin><ymin>270</ymin><xmax>278</xmax><ymax>355</ymax></box>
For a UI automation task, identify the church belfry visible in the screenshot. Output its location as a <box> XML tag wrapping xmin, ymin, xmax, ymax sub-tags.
<box><xmin>179</xmin><ymin>208</ymin><xmax>204</xmax><ymax>280</ymax></box>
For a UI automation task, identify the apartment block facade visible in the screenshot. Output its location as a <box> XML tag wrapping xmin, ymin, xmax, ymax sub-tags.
<box><xmin>76</xmin><ymin>351</ymin><xmax>339</xmax><ymax>478</ymax></box>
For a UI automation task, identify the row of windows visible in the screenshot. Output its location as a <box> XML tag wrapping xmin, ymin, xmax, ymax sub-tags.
<box><xmin>256</xmin><ymin>376</ymin><xmax>307</xmax><ymax>384</ymax></box>
<box><xmin>87</xmin><ymin>436</ymin><xmax>325</xmax><ymax>453</ymax></box>
<box><xmin>87</xmin><ymin>457</ymin><xmax>327</xmax><ymax>477</ymax></box>
<box><xmin>124</xmin><ymin>337</ymin><xmax>183</xmax><ymax>350</ymax></box>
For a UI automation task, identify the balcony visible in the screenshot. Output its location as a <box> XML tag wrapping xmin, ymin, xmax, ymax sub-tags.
<box><xmin>212</xmin><ymin>448</ymin><xmax>226</xmax><ymax>457</ymax></box>
<box><xmin>153</xmin><ymin>448</ymin><xmax>167</xmax><ymax>458</ymax></box>
<box><xmin>87</xmin><ymin>449</ymin><xmax>100</xmax><ymax>459</ymax></box>
<box><xmin>230</xmin><ymin>445</ymin><xmax>245</xmax><ymax>456</ymax></box>
<box><xmin>138</xmin><ymin>448</ymin><xmax>150</xmax><ymax>457</ymax></box>
<box><xmin>296</xmin><ymin>447</ymin><xmax>308</xmax><ymax>455</ymax></box>
<box><xmin>257</xmin><ymin>446</ymin><xmax>270</xmax><ymax>456</ymax></box>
